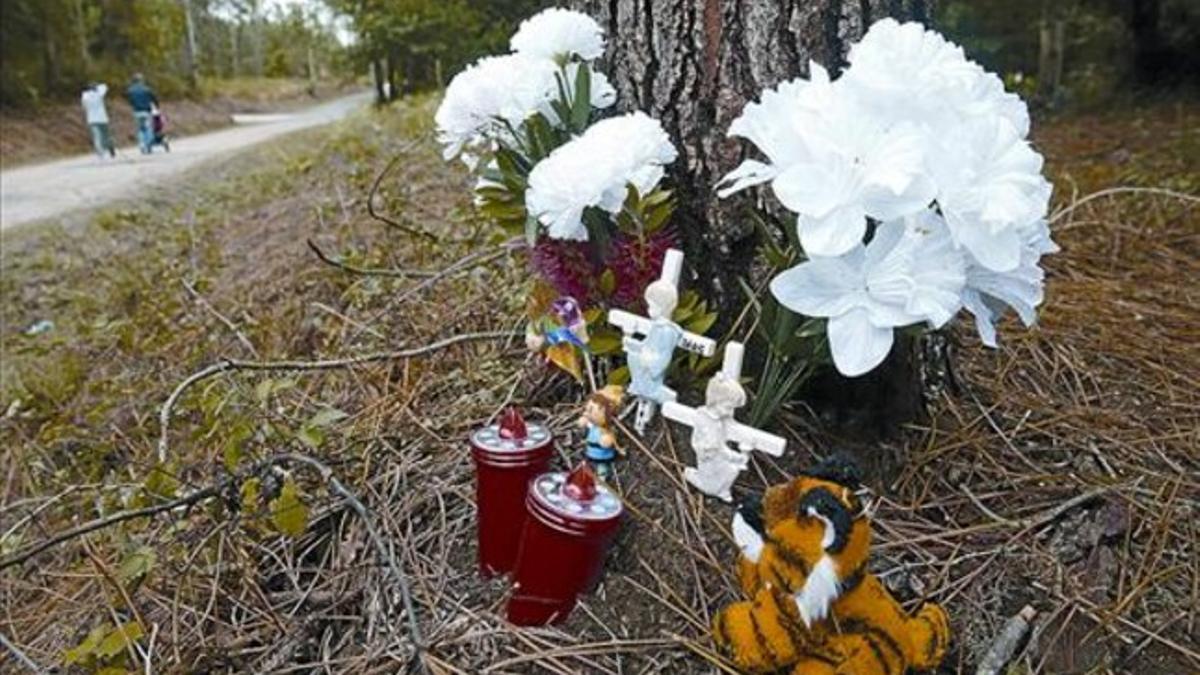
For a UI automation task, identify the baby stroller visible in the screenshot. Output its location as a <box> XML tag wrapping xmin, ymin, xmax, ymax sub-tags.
<box><xmin>150</xmin><ymin>107</ymin><xmax>170</xmax><ymax>152</ymax></box>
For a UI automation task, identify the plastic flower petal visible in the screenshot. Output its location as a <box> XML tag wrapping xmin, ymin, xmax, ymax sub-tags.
<box><xmin>526</xmin><ymin>112</ymin><xmax>677</xmax><ymax>241</ymax></box>
<box><xmin>962</xmin><ymin>219</ymin><xmax>1058</xmax><ymax>347</ymax></box>
<box><xmin>932</xmin><ymin>116</ymin><xmax>1052</xmax><ymax>272</ymax></box>
<box><xmin>435</xmin><ymin>54</ymin><xmax>558</xmax><ymax>160</ymax></box>
<box><xmin>511</xmin><ymin>8</ymin><xmax>606</xmax><ymax>62</ymax></box>
<box><xmin>770</xmin><ymin>212</ymin><xmax>965</xmax><ymax>377</ymax></box>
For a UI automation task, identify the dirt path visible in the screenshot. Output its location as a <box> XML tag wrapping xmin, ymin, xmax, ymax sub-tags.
<box><xmin>0</xmin><ymin>91</ymin><xmax>372</xmax><ymax>230</ymax></box>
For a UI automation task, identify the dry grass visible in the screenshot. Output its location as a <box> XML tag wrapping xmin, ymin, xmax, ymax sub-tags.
<box><xmin>0</xmin><ymin>97</ymin><xmax>1197</xmax><ymax>673</ymax></box>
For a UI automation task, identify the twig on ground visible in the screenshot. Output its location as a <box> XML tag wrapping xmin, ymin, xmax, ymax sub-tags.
<box><xmin>0</xmin><ymin>629</ymin><xmax>42</xmax><ymax>673</ymax></box>
<box><xmin>976</xmin><ymin>605</ymin><xmax>1036</xmax><ymax>675</ymax></box>
<box><xmin>157</xmin><ymin>330</ymin><xmax>518</xmax><ymax>462</ymax></box>
<box><xmin>182</xmin><ymin>279</ymin><xmax>259</xmax><ymax>357</ymax></box>
<box><xmin>1049</xmin><ymin>186</ymin><xmax>1199</xmax><ymax>225</ymax></box>
<box><xmin>277</xmin><ymin>453</ymin><xmax>425</xmax><ymax>671</ymax></box>
<box><xmin>306</xmin><ymin>238</ymin><xmax>435</xmax><ymax>279</ymax></box>
<box><xmin>367</xmin><ymin>152</ymin><xmax>438</xmax><ymax>242</ymax></box>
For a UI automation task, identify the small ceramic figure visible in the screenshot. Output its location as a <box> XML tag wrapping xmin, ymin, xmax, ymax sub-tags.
<box><xmin>609</xmin><ymin>249</ymin><xmax>716</xmax><ymax>433</ymax></box>
<box><xmin>577</xmin><ymin>385</ymin><xmax>625</xmax><ymax>480</ymax></box>
<box><xmin>662</xmin><ymin>342</ymin><xmax>786</xmax><ymax>502</ymax></box>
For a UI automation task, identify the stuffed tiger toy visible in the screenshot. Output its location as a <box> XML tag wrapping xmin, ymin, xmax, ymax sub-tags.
<box><xmin>711</xmin><ymin>456</ymin><xmax>950</xmax><ymax>674</ymax></box>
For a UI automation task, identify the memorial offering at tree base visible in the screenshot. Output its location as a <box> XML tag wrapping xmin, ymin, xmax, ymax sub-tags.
<box><xmin>507</xmin><ymin>463</ymin><xmax>624</xmax><ymax>626</ymax></box>
<box><xmin>576</xmin><ymin>385</ymin><xmax>625</xmax><ymax>480</ymax></box>
<box><xmin>719</xmin><ymin>18</ymin><xmax>1058</xmax><ymax>378</ymax></box>
<box><xmin>608</xmin><ymin>248</ymin><xmax>717</xmax><ymax>432</ymax></box>
<box><xmin>712</xmin><ymin>456</ymin><xmax>950</xmax><ymax>674</ymax></box>
<box><xmin>469</xmin><ymin>408</ymin><xmax>554</xmax><ymax>577</ymax></box>
<box><xmin>662</xmin><ymin>342</ymin><xmax>786</xmax><ymax>503</ymax></box>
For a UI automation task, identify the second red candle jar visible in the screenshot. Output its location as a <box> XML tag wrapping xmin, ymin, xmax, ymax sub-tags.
<box><xmin>506</xmin><ymin>465</ymin><xmax>624</xmax><ymax>626</ymax></box>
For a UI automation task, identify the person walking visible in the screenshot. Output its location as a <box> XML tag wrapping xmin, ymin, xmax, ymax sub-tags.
<box><xmin>81</xmin><ymin>82</ymin><xmax>115</xmax><ymax>159</ymax></box>
<box><xmin>125</xmin><ymin>74</ymin><xmax>159</xmax><ymax>154</ymax></box>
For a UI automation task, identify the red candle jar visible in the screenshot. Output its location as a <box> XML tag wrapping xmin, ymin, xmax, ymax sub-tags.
<box><xmin>471</xmin><ymin>408</ymin><xmax>554</xmax><ymax>577</ymax></box>
<box><xmin>506</xmin><ymin>465</ymin><xmax>624</xmax><ymax>626</ymax></box>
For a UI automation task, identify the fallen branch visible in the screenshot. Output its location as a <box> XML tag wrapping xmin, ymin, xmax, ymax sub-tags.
<box><xmin>182</xmin><ymin>279</ymin><xmax>259</xmax><ymax>357</ymax></box>
<box><xmin>306</xmin><ymin>238</ymin><xmax>436</xmax><ymax>279</ymax></box>
<box><xmin>367</xmin><ymin>152</ymin><xmax>438</xmax><ymax>242</ymax></box>
<box><xmin>393</xmin><ymin>240</ymin><xmax>520</xmax><ymax>305</ymax></box>
<box><xmin>0</xmin><ymin>629</ymin><xmax>42</xmax><ymax>673</ymax></box>
<box><xmin>157</xmin><ymin>330</ymin><xmax>517</xmax><ymax>462</ymax></box>
<box><xmin>976</xmin><ymin>605</ymin><xmax>1036</xmax><ymax>675</ymax></box>
<box><xmin>1</xmin><ymin>479</ymin><xmax>226</xmax><ymax>570</ymax></box>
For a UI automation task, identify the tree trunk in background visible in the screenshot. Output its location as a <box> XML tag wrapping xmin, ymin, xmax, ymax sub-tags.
<box><xmin>1128</xmin><ymin>0</ymin><xmax>1168</xmax><ymax>83</ymax></box>
<box><xmin>372</xmin><ymin>58</ymin><xmax>386</xmax><ymax>104</ymax></box>
<box><xmin>572</xmin><ymin>0</ymin><xmax>938</xmax><ymax>434</ymax></box>
<box><xmin>181</xmin><ymin>0</ymin><xmax>200</xmax><ymax>92</ymax></box>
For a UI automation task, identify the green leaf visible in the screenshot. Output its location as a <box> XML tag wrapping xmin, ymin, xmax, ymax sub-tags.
<box><xmin>143</xmin><ymin>465</ymin><xmax>179</xmax><ymax>500</ymax></box>
<box><xmin>117</xmin><ymin>546</ymin><xmax>156</xmax><ymax>583</ymax></box>
<box><xmin>571</xmin><ymin>64</ymin><xmax>592</xmax><ymax>131</ymax></box>
<box><xmin>307</xmin><ymin>407</ymin><xmax>348</xmax><ymax>428</ymax></box>
<box><xmin>241</xmin><ymin>477</ymin><xmax>262</xmax><ymax>513</ymax></box>
<box><xmin>270</xmin><ymin>477</ymin><xmax>309</xmax><ymax>538</ymax></box>
<box><xmin>64</xmin><ymin>625</ymin><xmax>107</xmax><ymax>665</ymax></box>
<box><xmin>685</xmin><ymin>310</ymin><xmax>718</xmax><ymax>337</ymax></box>
<box><xmin>607</xmin><ymin>365</ymin><xmax>630</xmax><ymax>386</ymax></box>
<box><xmin>95</xmin><ymin>622</ymin><xmax>143</xmax><ymax>659</ymax></box>
<box><xmin>295</xmin><ymin>425</ymin><xmax>324</xmax><ymax>449</ymax></box>
<box><xmin>589</xmin><ymin>327</ymin><xmax>623</xmax><ymax>356</ymax></box>
<box><xmin>223</xmin><ymin>419</ymin><xmax>254</xmax><ymax>471</ymax></box>
<box><xmin>598</xmin><ymin>269</ymin><xmax>616</xmax><ymax>296</ymax></box>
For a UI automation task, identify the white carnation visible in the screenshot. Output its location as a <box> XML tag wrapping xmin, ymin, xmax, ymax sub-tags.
<box><xmin>962</xmin><ymin>219</ymin><xmax>1058</xmax><ymax>347</ymax></box>
<box><xmin>511</xmin><ymin>8</ymin><xmax>606</xmax><ymax>62</ymax></box>
<box><xmin>435</xmin><ymin>54</ymin><xmax>558</xmax><ymax>160</ymax></box>
<box><xmin>526</xmin><ymin>112</ymin><xmax>677</xmax><ymax>241</ymax></box>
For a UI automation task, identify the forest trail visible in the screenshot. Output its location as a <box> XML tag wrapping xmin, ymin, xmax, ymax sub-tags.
<box><xmin>0</xmin><ymin>90</ymin><xmax>372</xmax><ymax>230</ymax></box>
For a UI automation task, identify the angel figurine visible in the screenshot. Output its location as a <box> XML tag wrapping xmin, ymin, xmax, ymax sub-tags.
<box><xmin>609</xmin><ymin>249</ymin><xmax>715</xmax><ymax>433</ymax></box>
<box><xmin>662</xmin><ymin>343</ymin><xmax>786</xmax><ymax>502</ymax></box>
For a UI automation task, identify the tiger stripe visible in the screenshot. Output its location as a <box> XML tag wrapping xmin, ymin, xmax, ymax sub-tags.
<box><xmin>749</xmin><ymin>610</ymin><xmax>781</xmax><ymax>670</ymax></box>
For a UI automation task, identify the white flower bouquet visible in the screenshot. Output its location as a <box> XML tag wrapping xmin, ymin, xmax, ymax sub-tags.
<box><xmin>720</xmin><ymin>19</ymin><xmax>1059</xmax><ymax>378</ymax></box>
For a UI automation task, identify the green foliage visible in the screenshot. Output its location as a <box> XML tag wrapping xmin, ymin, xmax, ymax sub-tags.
<box><xmin>270</xmin><ymin>476</ymin><xmax>309</xmax><ymax>538</ymax></box>
<box><xmin>63</xmin><ymin>621</ymin><xmax>144</xmax><ymax>670</ymax></box>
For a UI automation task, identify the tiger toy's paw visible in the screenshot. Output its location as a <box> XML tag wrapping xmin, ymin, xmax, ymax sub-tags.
<box><xmin>910</xmin><ymin>602</ymin><xmax>952</xmax><ymax>670</ymax></box>
<box><xmin>712</xmin><ymin>600</ymin><xmax>777</xmax><ymax>673</ymax></box>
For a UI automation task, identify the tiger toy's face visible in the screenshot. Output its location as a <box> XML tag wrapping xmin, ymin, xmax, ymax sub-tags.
<box><xmin>733</xmin><ymin>458</ymin><xmax>870</xmax><ymax>625</ymax></box>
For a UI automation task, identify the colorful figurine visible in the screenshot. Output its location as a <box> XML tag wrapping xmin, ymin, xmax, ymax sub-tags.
<box><xmin>527</xmin><ymin>287</ymin><xmax>591</xmax><ymax>382</ymax></box>
<box><xmin>608</xmin><ymin>249</ymin><xmax>716</xmax><ymax>433</ymax></box>
<box><xmin>577</xmin><ymin>385</ymin><xmax>625</xmax><ymax>480</ymax></box>
<box><xmin>712</xmin><ymin>457</ymin><xmax>951</xmax><ymax>674</ymax></box>
<box><xmin>662</xmin><ymin>342</ymin><xmax>785</xmax><ymax>502</ymax></box>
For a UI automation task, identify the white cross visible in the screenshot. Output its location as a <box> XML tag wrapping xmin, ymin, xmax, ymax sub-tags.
<box><xmin>608</xmin><ymin>249</ymin><xmax>716</xmax><ymax>433</ymax></box>
<box><xmin>662</xmin><ymin>342</ymin><xmax>786</xmax><ymax>502</ymax></box>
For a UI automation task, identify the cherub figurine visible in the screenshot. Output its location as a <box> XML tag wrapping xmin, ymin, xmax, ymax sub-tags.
<box><xmin>526</xmin><ymin>290</ymin><xmax>590</xmax><ymax>382</ymax></box>
<box><xmin>662</xmin><ymin>342</ymin><xmax>785</xmax><ymax>502</ymax></box>
<box><xmin>577</xmin><ymin>385</ymin><xmax>625</xmax><ymax>480</ymax></box>
<box><xmin>609</xmin><ymin>249</ymin><xmax>715</xmax><ymax>433</ymax></box>
<box><xmin>712</xmin><ymin>456</ymin><xmax>951</xmax><ymax>674</ymax></box>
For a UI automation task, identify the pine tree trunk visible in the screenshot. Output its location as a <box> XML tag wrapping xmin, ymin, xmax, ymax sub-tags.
<box><xmin>572</xmin><ymin>0</ymin><xmax>938</xmax><ymax>433</ymax></box>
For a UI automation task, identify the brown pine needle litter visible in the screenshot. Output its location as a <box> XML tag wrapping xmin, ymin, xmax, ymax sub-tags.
<box><xmin>1</xmin><ymin>98</ymin><xmax>1197</xmax><ymax>673</ymax></box>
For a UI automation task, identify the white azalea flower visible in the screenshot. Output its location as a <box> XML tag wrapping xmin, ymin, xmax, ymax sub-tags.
<box><xmin>526</xmin><ymin>112</ymin><xmax>677</xmax><ymax>241</ymax></box>
<box><xmin>770</xmin><ymin>212</ymin><xmax>965</xmax><ymax>377</ymax></box>
<box><xmin>962</xmin><ymin>219</ymin><xmax>1058</xmax><ymax>347</ymax></box>
<box><xmin>435</xmin><ymin>54</ymin><xmax>558</xmax><ymax>160</ymax></box>
<box><xmin>511</xmin><ymin>8</ymin><xmax>606</xmax><ymax>62</ymax></box>
<box><xmin>931</xmin><ymin>115</ymin><xmax>1052</xmax><ymax>272</ymax></box>
<box><xmin>719</xmin><ymin>63</ymin><xmax>935</xmax><ymax>258</ymax></box>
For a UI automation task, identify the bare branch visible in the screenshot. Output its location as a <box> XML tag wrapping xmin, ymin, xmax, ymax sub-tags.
<box><xmin>368</xmin><ymin>152</ymin><xmax>439</xmax><ymax>242</ymax></box>
<box><xmin>157</xmin><ymin>330</ymin><xmax>518</xmax><ymax>462</ymax></box>
<box><xmin>306</xmin><ymin>238</ymin><xmax>435</xmax><ymax>279</ymax></box>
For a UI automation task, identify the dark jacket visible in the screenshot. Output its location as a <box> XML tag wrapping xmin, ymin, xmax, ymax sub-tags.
<box><xmin>126</xmin><ymin>82</ymin><xmax>158</xmax><ymax>112</ymax></box>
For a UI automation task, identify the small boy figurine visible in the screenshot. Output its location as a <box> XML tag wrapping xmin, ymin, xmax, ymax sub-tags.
<box><xmin>578</xmin><ymin>385</ymin><xmax>625</xmax><ymax>480</ymax></box>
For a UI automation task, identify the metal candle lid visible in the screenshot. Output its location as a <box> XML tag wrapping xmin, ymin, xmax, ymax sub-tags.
<box><xmin>531</xmin><ymin>471</ymin><xmax>623</xmax><ymax>521</ymax></box>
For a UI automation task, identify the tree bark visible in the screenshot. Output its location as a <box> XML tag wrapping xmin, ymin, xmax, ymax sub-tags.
<box><xmin>573</xmin><ymin>0</ymin><xmax>938</xmax><ymax>433</ymax></box>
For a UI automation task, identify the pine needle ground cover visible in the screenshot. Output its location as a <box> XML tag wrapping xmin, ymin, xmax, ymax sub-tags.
<box><xmin>1</xmin><ymin>97</ymin><xmax>1196</xmax><ymax>673</ymax></box>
